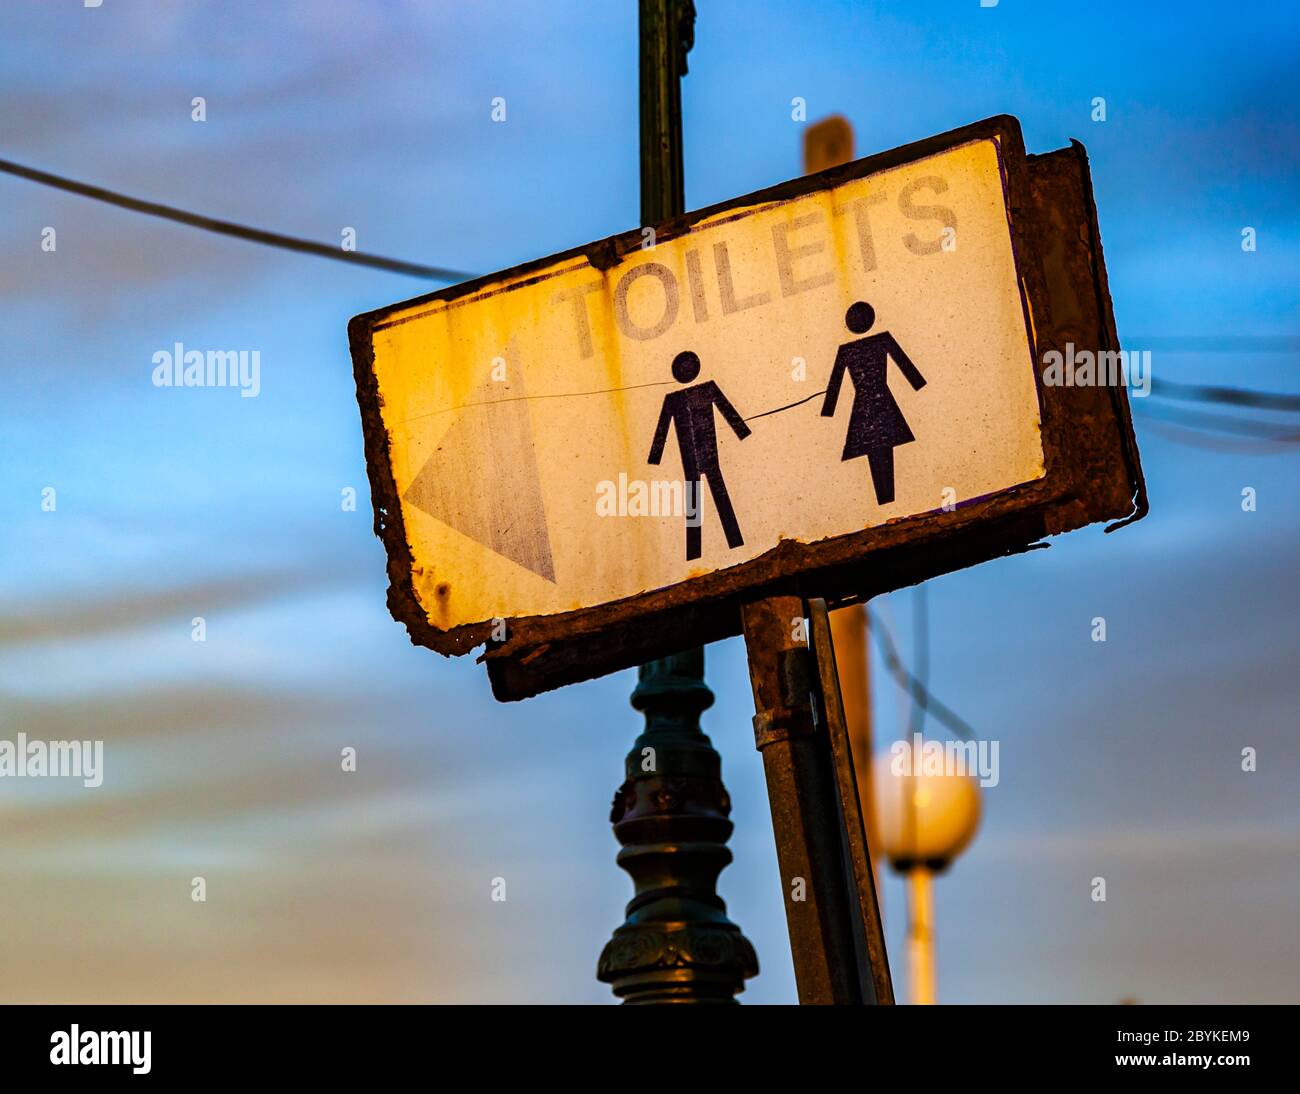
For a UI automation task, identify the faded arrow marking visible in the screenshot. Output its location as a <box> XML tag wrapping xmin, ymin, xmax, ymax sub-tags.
<box><xmin>403</xmin><ymin>340</ymin><xmax>557</xmax><ymax>583</ymax></box>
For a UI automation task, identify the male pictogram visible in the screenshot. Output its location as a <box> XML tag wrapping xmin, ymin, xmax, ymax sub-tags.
<box><xmin>821</xmin><ymin>301</ymin><xmax>927</xmax><ymax>504</ymax></box>
<box><xmin>648</xmin><ymin>350</ymin><xmax>751</xmax><ymax>561</ymax></box>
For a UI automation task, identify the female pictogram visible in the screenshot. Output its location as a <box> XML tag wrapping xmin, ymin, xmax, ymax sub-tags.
<box><xmin>821</xmin><ymin>301</ymin><xmax>927</xmax><ymax>504</ymax></box>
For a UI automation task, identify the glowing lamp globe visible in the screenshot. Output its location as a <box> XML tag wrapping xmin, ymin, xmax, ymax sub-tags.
<box><xmin>872</xmin><ymin>759</ymin><xmax>982</xmax><ymax>871</ymax></box>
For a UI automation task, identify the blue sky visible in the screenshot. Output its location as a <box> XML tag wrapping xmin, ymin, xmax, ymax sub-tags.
<box><xmin>1</xmin><ymin>0</ymin><xmax>1297</xmax><ymax>1002</ymax></box>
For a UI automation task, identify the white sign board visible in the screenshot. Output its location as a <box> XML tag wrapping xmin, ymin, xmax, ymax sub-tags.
<box><xmin>353</xmin><ymin>128</ymin><xmax>1043</xmax><ymax>643</ymax></box>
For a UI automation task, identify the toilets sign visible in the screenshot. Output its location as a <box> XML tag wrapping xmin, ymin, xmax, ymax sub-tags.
<box><xmin>350</xmin><ymin>116</ymin><xmax>1144</xmax><ymax>697</ymax></box>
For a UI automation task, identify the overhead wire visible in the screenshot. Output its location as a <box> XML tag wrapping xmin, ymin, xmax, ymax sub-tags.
<box><xmin>0</xmin><ymin>155</ymin><xmax>472</xmax><ymax>283</ymax></box>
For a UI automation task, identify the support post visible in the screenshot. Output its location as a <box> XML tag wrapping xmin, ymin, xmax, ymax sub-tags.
<box><xmin>598</xmin><ymin>0</ymin><xmax>757</xmax><ymax>1005</ymax></box>
<box><xmin>830</xmin><ymin>606</ymin><xmax>882</xmax><ymax>891</ymax></box>
<box><xmin>741</xmin><ymin>595</ymin><xmax>865</xmax><ymax>1004</ymax></box>
<box><xmin>808</xmin><ymin>599</ymin><xmax>894</xmax><ymax>1005</ymax></box>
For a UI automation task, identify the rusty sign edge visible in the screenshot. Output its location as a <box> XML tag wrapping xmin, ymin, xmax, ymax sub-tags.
<box><xmin>349</xmin><ymin>114</ymin><xmax>1145</xmax><ymax>684</ymax></box>
<box><xmin>350</xmin><ymin>114</ymin><xmax>1039</xmax><ymax>659</ymax></box>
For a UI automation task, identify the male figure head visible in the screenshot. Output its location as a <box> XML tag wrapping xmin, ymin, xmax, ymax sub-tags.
<box><xmin>672</xmin><ymin>350</ymin><xmax>701</xmax><ymax>383</ymax></box>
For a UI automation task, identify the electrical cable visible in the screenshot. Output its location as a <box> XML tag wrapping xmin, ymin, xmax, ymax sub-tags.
<box><xmin>0</xmin><ymin>155</ymin><xmax>472</xmax><ymax>283</ymax></box>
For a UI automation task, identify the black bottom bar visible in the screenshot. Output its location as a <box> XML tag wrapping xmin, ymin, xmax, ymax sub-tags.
<box><xmin>0</xmin><ymin>1004</ymin><xmax>1287</xmax><ymax>1079</ymax></box>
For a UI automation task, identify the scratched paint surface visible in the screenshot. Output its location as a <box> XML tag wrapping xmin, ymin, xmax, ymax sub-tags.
<box><xmin>367</xmin><ymin>138</ymin><xmax>1043</xmax><ymax>630</ymax></box>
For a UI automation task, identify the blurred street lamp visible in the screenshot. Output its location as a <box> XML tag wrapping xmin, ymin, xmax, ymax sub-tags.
<box><xmin>873</xmin><ymin>755</ymin><xmax>981</xmax><ymax>1004</ymax></box>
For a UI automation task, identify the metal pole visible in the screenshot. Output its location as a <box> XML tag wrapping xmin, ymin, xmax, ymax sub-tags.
<box><xmin>829</xmin><ymin>607</ymin><xmax>881</xmax><ymax>888</ymax></box>
<box><xmin>638</xmin><ymin>0</ymin><xmax>691</xmax><ymax>224</ymax></box>
<box><xmin>808</xmin><ymin>599</ymin><xmax>894</xmax><ymax>1004</ymax></box>
<box><xmin>597</xmin><ymin>0</ymin><xmax>758</xmax><ymax>1005</ymax></box>
<box><xmin>741</xmin><ymin>595</ymin><xmax>864</xmax><ymax>1003</ymax></box>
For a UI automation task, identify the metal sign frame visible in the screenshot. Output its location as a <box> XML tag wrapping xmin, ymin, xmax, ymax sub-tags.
<box><xmin>349</xmin><ymin>115</ymin><xmax>1146</xmax><ymax>701</ymax></box>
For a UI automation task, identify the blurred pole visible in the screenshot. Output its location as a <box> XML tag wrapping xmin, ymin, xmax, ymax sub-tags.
<box><xmin>597</xmin><ymin>0</ymin><xmax>758</xmax><ymax>1004</ymax></box>
<box><xmin>802</xmin><ymin>114</ymin><xmax>854</xmax><ymax>176</ymax></box>
<box><xmin>803</xmin><ymin>116</ymin><xmax>880</xmax><ymax>891</ymax></box>
<box><xmin>906</xmin><ymin>867</ymin><xmax>936</xmax><ymax>1005</ymax></box>
<box><xmin>875</xmin><ymin>762</ymin><xmax>981</xmax><ymax>1005</ymax></box>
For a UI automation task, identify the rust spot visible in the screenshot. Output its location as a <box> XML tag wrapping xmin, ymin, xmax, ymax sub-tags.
<box><xmin>586</xmin><ymin>237</ymin><xmax>622</xmax><ymax>272</ymax></box>
<box><xmin>436</xmin><ymin>582</ymin><xmax>451</xmax><ymax>598</ymax></box>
